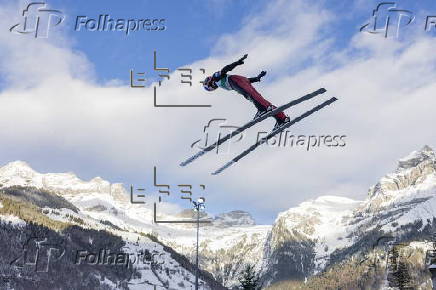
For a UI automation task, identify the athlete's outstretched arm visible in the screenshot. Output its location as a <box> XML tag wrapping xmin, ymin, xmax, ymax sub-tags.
<box><xmin>220</xmin><ymin>54</ymin><xmax>248</xmax><ymax>75</ymax></box>
<box><xmin>249</xmin><ymin>71</ymin><xmax>267</xmax><ymax>83</ymax></box>
<box><xmin>210</xmin><ymin>54</ymin><xmax>248</xmax><ymax>82</ymax></box>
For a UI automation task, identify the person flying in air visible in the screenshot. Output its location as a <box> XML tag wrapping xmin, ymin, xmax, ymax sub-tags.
<box><xmin>203</xmin><ymin>54</ymin><xmax>290</xmax><ymax>130</ymax></box>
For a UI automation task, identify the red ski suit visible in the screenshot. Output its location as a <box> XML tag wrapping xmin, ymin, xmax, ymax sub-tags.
<box><xmin>208</xmin><ymin>58</ymin><xmax>287</xmax><ymax>122</ymax></box>
<box><xmin>228</xmin><ymin>75</ymin><xmax>287</xmax><ymax>122</ymax></box>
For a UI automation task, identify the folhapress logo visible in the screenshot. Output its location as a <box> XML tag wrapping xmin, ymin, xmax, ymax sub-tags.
<box><xmin>74</xmin><ymin>15</ymin><xmax>166</xmax><ymax>35</ymax></box>
<box><xmin>10</xmin><ymin>2</ymin><xmax>65</xmax><ymax>38</ymax></box>
<box><xmin>360</xmin><ymin>2</ymin><xmax>415</xmax><ymax>38</ymax></box>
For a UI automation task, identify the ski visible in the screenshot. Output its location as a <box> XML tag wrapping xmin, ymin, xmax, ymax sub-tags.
<box><xmin>180</xmin><ymin>88</ymin><xmax>327</xmax><ymax>167</ymax></box>
<box><xmin>211</xmin><ymin>97</ymin><xmax>338</xmax><ymax>175</ymax></box>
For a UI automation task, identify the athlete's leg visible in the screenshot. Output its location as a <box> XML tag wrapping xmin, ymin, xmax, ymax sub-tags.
<box><xmin>229</xmin><ymin>75</ymin><xmax>287</xmax><ymax>122</ymax></box>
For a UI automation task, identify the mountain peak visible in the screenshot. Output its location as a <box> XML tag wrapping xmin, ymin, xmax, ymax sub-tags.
<box><xmin>0</xmin><ymin>160</ymin><xmax>37</xmax><ymax>179</ymax></box>
<box><xmin>90</xmin><ymin>176</ymin><xmax>106</xmax><ymax>183</ymax></box>
<box><xmin>214</xmin><ymin>210</ymin><xmax>256</xmax><ymax>227</ymax></box>
<box><xmin>366</xmin><ymin>145</ymin><xmax>436</xmax><ymax>206</ymax></box>
<box><xmin>422</xmin><ymin>145</ymin><xmax>434</xmax><ymax>152</ymax></box>
<box><xmin>398</xmin><ymin>145</ymin><xmax>435</xmax><ymax>170</ymax></box>
<box><xmin>0</xmin><ymin>161</ymin><xmax>128</xmax><ymax>204</ymax></box>
<box><xmin>0</xmin><ymin>160</ymin><xmax>35</xmax><ymax>171</ymax></box>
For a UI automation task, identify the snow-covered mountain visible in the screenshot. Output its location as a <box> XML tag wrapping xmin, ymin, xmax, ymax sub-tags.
<box><xmin>213</xmin><ymin>210</ymin><xmax>256</xmax><ymax>227</ymax></box>
<box><xmin>0</xmin><ymin>160</ymin><xmax>128</xmax><ymax>203</ymax></box>
<box><xmin>0</xmin><ymin>162</ymin><xmax>227</xmax><ymax>289</ymax></box>
<box><xmin>0</xmin><ymin>161</ymin><xmax>268</xmax><ymax>288</ymax></box>
<box><xmin>261</xmin><ymin>195</ymin><xmax>362</xmax><ymax>283</ymax></box>
<box><xmin>261</xmin><ymin>145</ymin><xmax>436</xmax><ymax>287</ymax></box>
<box><xmin>1</xmin><ymin>145</ymin><xmax>436</xmax><ymax>289</ymax></box>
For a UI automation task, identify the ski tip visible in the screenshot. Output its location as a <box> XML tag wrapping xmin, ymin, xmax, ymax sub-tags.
<box><xmin>180</xmin><ymin>151</ymin><xmax>205</xmax><ymax>167</ymax></box>
<box><xmin>319</xmin><ymin>88</ymin><xmax>327</xmax><ymax>93</ymax></box>
<box><xmin>179</xmin><ymin>158</ymin><xmax>192</xmax><ymax>167</ymax></box>
<box><xmin>211</xmin><ymin>161</ymin><xmax>235</xmax><ymax>175</ymax></box>
<box><xmin>211</xmin><ymin>167</ymin><xmax>222</xmax><ymax>175</ymax></box>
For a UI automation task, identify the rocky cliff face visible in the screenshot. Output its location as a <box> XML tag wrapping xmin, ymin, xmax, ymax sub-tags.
<box><xmin>366</xmin><ymin>145</ymin><xmax>436</xmax><ymax>210</ymax></box>
<box><xmin>261</xmin><ymin>195</ymin><xmax>361</xmax><ymax>285</ymax></box>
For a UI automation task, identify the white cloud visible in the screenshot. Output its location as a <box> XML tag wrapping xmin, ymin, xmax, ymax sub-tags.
<box><xmin>0</xmin><ymin>1</ymin><xmax>94</xmax><ymax>89</ymax></box>
<box><xmin>0</xmin><ymin>0</ymin><xmax>435</xmax><ymax>221</ymax></box>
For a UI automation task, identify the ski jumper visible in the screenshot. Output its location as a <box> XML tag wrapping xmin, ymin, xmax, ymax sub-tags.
<box><xmin>210</xmin><ymin>60</ymin><xmax>287</xmax><ymax>122</ymax></box>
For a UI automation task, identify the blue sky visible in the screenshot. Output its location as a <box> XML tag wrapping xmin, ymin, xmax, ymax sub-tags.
<box><xmin>1</xmin><ymin>0</ymin><xmax>436</xmax><ymax>224</ymax></box>
<box><xmin>50</xmin><ymin>0</ymin><xmax>262</xmax><ymax>84</ymax></box>
<box><xmin>53</xmin><ymin>0</ymin><xmax>436</xmax><ymax>85</ymax></box>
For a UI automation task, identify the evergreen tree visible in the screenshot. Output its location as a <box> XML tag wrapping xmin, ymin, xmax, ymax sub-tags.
<box><xmin>238</xmin><ymin>264</ymin><xmax>262</xmax><ymax>290</ymax></box>
<box><xmin>387</xmin><ymin>245</ymin><xmax>400</xmax><ymax>287</ymax></box>
<box><xmin>393</xmin><ymin>261</ymin><xmax>412</xmax><ymax>290</ymax></box>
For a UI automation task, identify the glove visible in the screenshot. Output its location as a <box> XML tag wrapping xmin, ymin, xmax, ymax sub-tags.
<box><xmin>237</xmin><ymin>54</ymin><xmax>248</xmax><ymax>65</ymax></box>
<box><xmin>258</xmin><ymin>71</ymin><xmax>267</xmax><ymax>79</ymax></box>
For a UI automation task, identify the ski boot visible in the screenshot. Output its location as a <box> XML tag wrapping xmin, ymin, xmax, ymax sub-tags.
<box><xmin>253</xmin><ymin>105</ymin><xmax>274</xmax><ymax>120</ymax></box>
<box><xmin>273</xmin><ymin>116</ymin><xmax>290</xmax><ymax>131</ymax></box>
